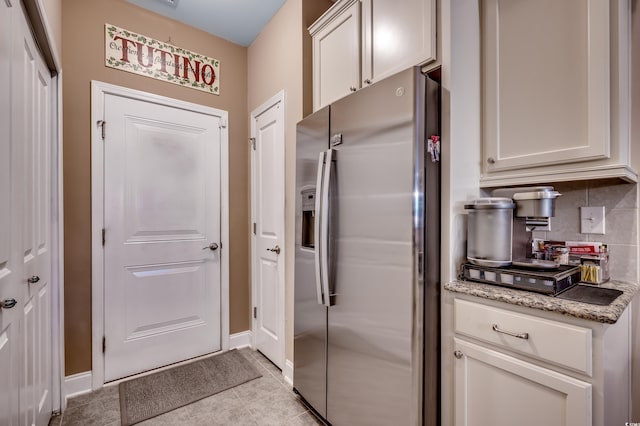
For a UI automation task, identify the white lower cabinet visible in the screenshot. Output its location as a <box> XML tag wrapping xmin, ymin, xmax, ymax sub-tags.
<box><xmin>443</xmin><ymin>292</ymin><xmax>631</xmax><ymax>426</ymax></box>
<box><xmin>453</xmin><ymin>338</ymin><xmax>591</xmax><ymax>426</ymax></box>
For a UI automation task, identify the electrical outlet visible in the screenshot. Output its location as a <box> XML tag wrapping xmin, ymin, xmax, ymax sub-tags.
<box><xmin>580</xmin><ymin>206</ymin><xmax>605</xmax><ymax>234</ymax></box>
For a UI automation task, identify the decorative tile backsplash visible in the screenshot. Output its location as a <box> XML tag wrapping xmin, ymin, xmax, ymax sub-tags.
<box><xmin>532</xmin><ymin>179</ymin><xmax>639</xmax><ymax>283</ymax></box>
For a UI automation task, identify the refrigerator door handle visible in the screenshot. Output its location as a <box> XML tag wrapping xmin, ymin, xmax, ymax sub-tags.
<box><xmin>314</xmin><ymin>151</ymin><xmax>326</xmax><ymax>306</ymax></box>
<box><xmin>320</xmin><ymin>148</ymin><xmax>334</xmax><ymax>307</ymax></box>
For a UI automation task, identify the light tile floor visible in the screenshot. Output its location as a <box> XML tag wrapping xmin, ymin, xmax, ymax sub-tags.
<box><xmin>49</xmin><ymin>348</ymin><xmax>323</xmax><ymax>426</ymax></box>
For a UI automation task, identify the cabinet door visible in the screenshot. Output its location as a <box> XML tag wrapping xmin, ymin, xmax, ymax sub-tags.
<box><xmin>454</xmin><ymin>338</ymin><xmax>591</xmax><ymax>426</ymax></box>
<box><xmin>312</xmin><ymin>0</ymin><xmax>360</xmax><ymax>111</ymax></box>
<box><xmin>361</xmin><ymin>0</ymin><xmax>435</xmax><ymax>86</ymax></box>
<box><xmin>482</xmin><ymin>0</ymin><xmax>610</xmax><ymax>173</ymax></box>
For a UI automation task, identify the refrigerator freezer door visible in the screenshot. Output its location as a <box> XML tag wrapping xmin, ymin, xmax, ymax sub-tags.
<box><xmin>326</xmin><ymin>68</ymin><xmax>425</xmax><ymax>425</ymax></box>
<box><xmin>294</xmin><ymin>106</ymin><xmax>330</xmax><ymax>417</ymax></box>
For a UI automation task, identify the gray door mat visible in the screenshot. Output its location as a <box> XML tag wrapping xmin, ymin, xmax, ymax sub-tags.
<box><xmin>119</xmin><ymin>349</ymin><xmax>262</xmax><ymax>425</ymax></box>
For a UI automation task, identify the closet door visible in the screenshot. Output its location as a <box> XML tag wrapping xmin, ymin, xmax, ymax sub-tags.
<box><xmin>14</xmin><ymin>4</ymin><xmax>53</xmax><ymax>425</ymax></box>
<box><xmin>0</xmin><ymin>1</ymin><xmax>21</xmax><ymax>423</ymax></box>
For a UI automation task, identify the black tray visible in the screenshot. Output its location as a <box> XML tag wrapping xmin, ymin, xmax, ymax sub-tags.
<box><xmin>556</xmin><ymin>284</ymin><xmax>623</xmax><ymax>306</ymax></box>
<box><xmin>462</xmin><ymin>263</ymin><xmax>581</xmax><ymax>295</ymax></box>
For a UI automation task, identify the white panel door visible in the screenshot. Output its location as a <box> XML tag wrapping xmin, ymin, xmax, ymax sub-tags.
<box><xmin>251</xmin><ymin>95</ymin><xmax>285</xmax><ymax>369</ymax></box>
<box><xmin>15</xmin><ymin>4</ymin><xmax>52</xmax><ymax>426</ymax></box>
<box><xmin>103</xmin><ymin>94</ymin><xmax>222</xmax><ymax>381</ymax></box>
<box><xmin>0</xmin><ymin>1</ymin><xmax>21</xmax><ymax>424</ymax></box>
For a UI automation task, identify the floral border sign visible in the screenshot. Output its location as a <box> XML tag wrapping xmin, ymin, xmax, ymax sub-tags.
<box><xmin>105</xmin><ymin>24</ymin><xmax>220</xmax><ymax>95</ymax></box>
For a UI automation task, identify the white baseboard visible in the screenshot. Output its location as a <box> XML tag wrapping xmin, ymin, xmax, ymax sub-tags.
<box><xmin>63</xmin><ymin>371</ymin><xmax>93</xmax><ymax>405</ymax></box>
<box><xmin>230</xmin><ymin>330</ymin><xmax>253</xmax><ymax>349</ymax></box>
<box><xmin>284</xmin><ymin>359</ymin><xmax>294</xmax><ymax>386</ymax></box>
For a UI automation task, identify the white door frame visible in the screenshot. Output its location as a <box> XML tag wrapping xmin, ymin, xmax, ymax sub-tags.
<box><xmin>90</xmin><ymin>81</ymin><xmax>230</xmax><ymax>389</ymax></box>
<box><xmin>52</xmin><ymin>72</ymin><xmax>64</xmax><ymax>412</ymax></box>
<box><xmin>250</xmin><ymin>90</ymin><xmax>286</xmax><ymax>368</ymax></box>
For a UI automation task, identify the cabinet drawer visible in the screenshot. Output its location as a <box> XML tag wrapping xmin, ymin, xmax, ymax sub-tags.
<box><xmin>454</xmin><ymin>299</ymin><xmax>592</xmax><ymax>376</ymax></box>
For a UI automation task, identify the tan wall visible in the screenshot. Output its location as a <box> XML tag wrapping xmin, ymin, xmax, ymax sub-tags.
<box><xmin>62</xmin><ymin>0</ymin><xmax>250</xmax><ymax>375</ymax></box>
<box><xmin>41</xmin><ymin>0</ymin><xmax>62</xmax><ymax>60</ymax></box>
<box><xmin>247</xmin><ymin>0</ymin><xmax>332</xmax><ymax>362</ymax></box>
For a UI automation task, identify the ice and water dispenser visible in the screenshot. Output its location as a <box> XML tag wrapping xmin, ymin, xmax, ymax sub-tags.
<box><xmin>301</xmin><ymin>188</ymin><xmax>315</xmax><ymax>249</ymax></box>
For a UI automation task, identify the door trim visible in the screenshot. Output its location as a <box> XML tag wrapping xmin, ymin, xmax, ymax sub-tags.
<box><xmin>250</xmin><ymin>90</ymin><xmax>286</xmax><ymax>369</ymax></box>
<box><xmin>90</xmin><ymin>81</ymin><xmax>230</xmax><ymax>389</ymax></box>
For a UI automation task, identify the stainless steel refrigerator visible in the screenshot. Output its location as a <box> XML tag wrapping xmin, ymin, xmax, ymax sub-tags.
<box><xmin>294</xmin><ymin>67</ymin><xmax>441</xmax><ymax>426</ymax></box>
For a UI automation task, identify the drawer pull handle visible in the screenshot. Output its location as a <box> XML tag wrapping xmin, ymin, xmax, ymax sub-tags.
<box><xmin>492</xmin><ymin>324</ymin><xmax>529</xmax><ymax>340</ymax></box>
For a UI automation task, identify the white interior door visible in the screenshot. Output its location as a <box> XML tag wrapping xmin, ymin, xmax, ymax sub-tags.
<box><xmin>251</xmin><ymin>92</ymin><xmax>285</xmax><ymax>369</ymax></box>
<box><xmin>15</xmin><ymin>4</ymin><xmax>53</xmax><ymax>426</ymax></box>
<box><xmin>0</xmin><ymin>1</ymin><xmax>21</xmax><ymax>424</ymax></box>
<box><xmin>103</xmin><ymin>93</ymin><xmax>223</xmax><ymax>382</ymax></box>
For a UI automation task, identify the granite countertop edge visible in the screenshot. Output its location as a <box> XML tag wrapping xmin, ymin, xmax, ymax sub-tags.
<box><xmin>444</xmin><ymin>279</ymin><xmax>639</xmax><ymax>324</ymax></box>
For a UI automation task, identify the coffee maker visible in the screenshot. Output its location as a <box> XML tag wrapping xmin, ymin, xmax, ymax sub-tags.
<box><xmin>491</xmin><ymin>186</ymin><xmax>561</xmax><ymax>267</ymax></box>
<box><xmin>462</xmin><ymin>186</ymin><xmax>581</xmax><ymax>295</ymax></box>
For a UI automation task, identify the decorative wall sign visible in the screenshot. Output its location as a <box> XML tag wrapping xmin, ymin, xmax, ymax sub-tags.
<box><xmin>105</xmin><ymin>24</ymin><xmax>220</xmax><ymax>95</ymax></box>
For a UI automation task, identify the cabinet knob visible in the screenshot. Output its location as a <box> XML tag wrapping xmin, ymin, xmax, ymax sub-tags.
<box><xmin>487</xmin><ymin>157</ymin><xmax>496</xmax><ymax>165</ymax></box>
<box><xmin>454</xmin><ymin>350</ymin><xmax>463</xmax><ymax>359</ymax></box>
<box><xmin>349</xmin><ymin>86</ymin><xmax>357</xmax><ymax>92</ymax></box>
<box><xmin>364</xmin><ymin>79</ymin><xmax>372</xmax><ymax>85</ymax></box>
<box><xmin>27</xmin><ymin>275</ymin><xmax>40</xmax><ymax>284</ymax></box>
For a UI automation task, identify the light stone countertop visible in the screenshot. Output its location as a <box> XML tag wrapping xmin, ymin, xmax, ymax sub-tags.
<box><xmin>444</xmin><ymin>279</ymin><xmax>639</xmax><ymax>324</ymax></box>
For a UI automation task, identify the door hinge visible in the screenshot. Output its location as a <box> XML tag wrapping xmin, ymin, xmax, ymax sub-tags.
<box><xmin>102</xmin><ymin>336</ymin><xmax>106</xmax><ymax>353</ymax></box>
<box><xmin>249</xmin><ymin>138</ymin><xmax>256</xmax><ymax>150</ymax></box>
<box><xmin>102</xmin><ymin>228</ymin><xmax>105</xmax><ymax>246</ymax></box>
<box><xmin>219</xmin><ymin>118</ymin><xmax>227</xmax><ymax>129</ymax></box>
<box><xmin>253</xmin><ymin>222</ymin><xmax>256</xmax><ymax>234</ymax></box>
<box><xmin>97</xmin><ymin>120</ymin><xmax>106</xmax><ymax>140</ymax></box>
<box><xmin>253</xmin><ymin>306</ymin><xmax>257</xmax><ymax>319</ymax></box>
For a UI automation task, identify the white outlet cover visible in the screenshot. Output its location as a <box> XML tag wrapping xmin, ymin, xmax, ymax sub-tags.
<box><xmin>580</xmin><ymin>206</ymin><xmax>606</xmax><ymax>234</ymax></box>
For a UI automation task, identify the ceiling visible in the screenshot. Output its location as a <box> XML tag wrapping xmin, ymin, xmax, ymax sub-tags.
<box><xmin>125</xmin><ymin>0</ymin><xmax>288</xmax><ymax>47</ymax></box>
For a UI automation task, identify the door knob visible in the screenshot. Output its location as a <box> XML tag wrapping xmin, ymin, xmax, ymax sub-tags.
<box><xmin>266</xmin><ymin>245</ymin><xmax>281</xmax><ymax>255</ymax></box>
<box><xmin>27</xmin><ymin>275</ymin><xmax>40</xmax><ymax>284</ymax></box>
<box><xmin>202</xmin><ymin>243</ymin><xmax>219</xmax><ymax>251</ymax></box>
<box><xmin>0</xmin><ymin>298</ymin><xmax>17</xmax><ymax>309</ymax></box>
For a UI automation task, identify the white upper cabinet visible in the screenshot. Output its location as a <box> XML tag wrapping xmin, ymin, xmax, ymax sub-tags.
<box><xmin>310</xmin><ymin>0</ymin><xmax>436</xmax><ymax>111</ymax></box>
<box><xmin>310</xmin><ymin>0</ymin><xmax>361</xmax><ymax>111</ymax></box>
<box><xmin>361</xmin><ymin>0</ymin><xmax>436</xmax><ymax>86</ymax></box>
<box><xmin>481</xmin><ymin>0</ymin><xmax>637</xmax><ymax>186</ymax></box>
